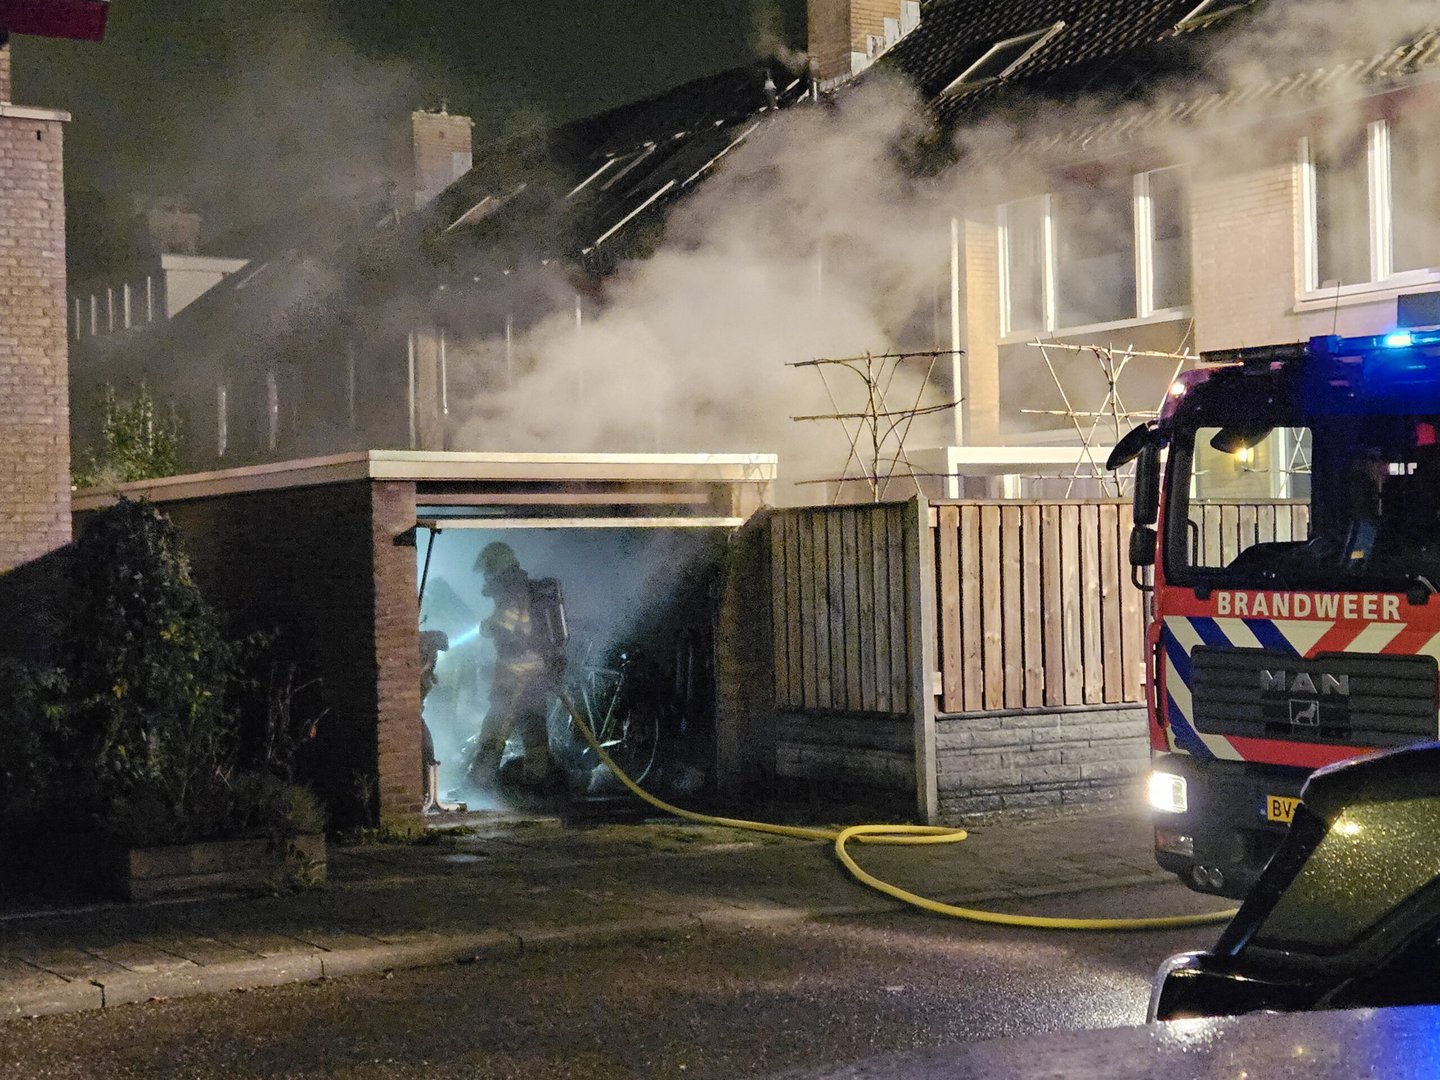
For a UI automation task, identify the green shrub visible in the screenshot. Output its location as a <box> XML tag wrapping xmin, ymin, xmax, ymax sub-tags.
<box><xmin>72</xmin><ymin>385</ymin><xmax>182</xmax><ymax>490</ymax></box>
<box><xmin>0</xmin><ymin>499</ymin><xmax>324</xmax><ymax>850</ymax></box>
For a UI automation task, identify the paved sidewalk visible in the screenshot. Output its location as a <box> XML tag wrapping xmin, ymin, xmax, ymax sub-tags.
<box><xmin>0</xmin><ymin>800</ymin><xmax>1214</xmax><ymax>1021</ymax></box>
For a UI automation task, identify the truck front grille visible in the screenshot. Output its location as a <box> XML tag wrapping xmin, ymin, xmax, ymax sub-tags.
<box><xmin>1190</xmin><ymin>647</ymin><xmax>1438</xmax><ymax>747</ymax></box>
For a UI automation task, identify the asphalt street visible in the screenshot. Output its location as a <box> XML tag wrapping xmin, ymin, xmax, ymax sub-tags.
<box><xmin>0</xmin><ymin>880</ymin><xmax>1217</xmax><ymax>1080</ymax></box>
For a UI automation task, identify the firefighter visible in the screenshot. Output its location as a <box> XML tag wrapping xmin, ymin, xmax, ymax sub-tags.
<box><xmin>465</xmin><ymin>541</ymin><xmax>557</xmax><ymax>791</ymax></box>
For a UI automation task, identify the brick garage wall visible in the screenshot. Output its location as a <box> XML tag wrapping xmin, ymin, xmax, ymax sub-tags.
<box><xmin>714</xmin><ymin>513</ymin><xmax>777</xmax><ymax>797</ymax></box>
<box><xmin>0</xmin><ymin>49</ymin><xmax>71</xmax><ymax>575</ymax></box>
<box><xmin>936</xmin><ymin>704</ymin><xmax>1146</xmax><ymax>819</ymax></box>
<box><xmin>94</xmin><ymin>479</ymin><xmax>422</xmax><ymax>828</ymax></box>
<box><xmin>369</xmin><ymin>481</ymin><xmax>422</xmax><ymax>822</ymax></box>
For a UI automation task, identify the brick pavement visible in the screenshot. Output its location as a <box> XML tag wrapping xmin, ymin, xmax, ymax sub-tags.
<box><xmin>0</xmin><ymin>801</ymin><xmax>1215</xmax><ymax>1021</ymax></box>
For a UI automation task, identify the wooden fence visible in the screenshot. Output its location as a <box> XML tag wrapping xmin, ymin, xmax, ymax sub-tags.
<box><xmin>933</xmin><ymin>501</ymin><xmax>1143</xmax><ymax>714</ymax></box>
<box><xmin>770</xmin><ymin>504</ymin><xmax>917</xmax><ymax>717</ymax></box>
<box><xmin>771</xmin><ymin>497</ymin><xmax>1312</xmax><ymax>721</ymax></box>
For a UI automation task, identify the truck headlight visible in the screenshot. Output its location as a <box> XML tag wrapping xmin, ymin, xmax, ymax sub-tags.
<box><xmin>1150</xmin><ymin>770</ymin><xmax>1188</xmax><ymax>814</ymax></box>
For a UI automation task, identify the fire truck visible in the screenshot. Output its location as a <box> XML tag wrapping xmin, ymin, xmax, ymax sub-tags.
<box><xmin>1111</xmin><ymin>329</ymin><xmax>1440</xmax><ymax>898</ymax></box>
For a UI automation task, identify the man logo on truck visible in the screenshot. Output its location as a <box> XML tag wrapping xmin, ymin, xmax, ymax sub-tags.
<box><xmin>1258</xmin><ymin>671</ymin><xmax>1351</xmax><ymax>697</ymax></box>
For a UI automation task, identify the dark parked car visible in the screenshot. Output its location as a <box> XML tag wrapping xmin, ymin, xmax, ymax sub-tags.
<box><xmin>1151</xmin><ymin>742</ymin><xmax>1440</xmax><ymax>1021</ymax></box>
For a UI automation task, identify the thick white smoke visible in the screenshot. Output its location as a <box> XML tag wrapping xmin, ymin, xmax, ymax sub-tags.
<box><xmin>449</xmin><ymin>0</ymin><xmax>1440</xmax><ymax>501</ymax></box>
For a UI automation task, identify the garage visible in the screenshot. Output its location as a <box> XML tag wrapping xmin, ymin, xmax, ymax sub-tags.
<box><xmin>72</xmin><ymin>450</ymin><xmax>776</xmax><ymax>827</ymax></box>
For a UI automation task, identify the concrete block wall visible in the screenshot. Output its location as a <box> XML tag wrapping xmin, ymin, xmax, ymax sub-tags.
<box><xmin>936</xmin><ymin>704</ymin><xmax>1147</xmax><ymax>819</ymax></box>
<box><xmin>0</xmin><ymin>47</ymin><xmax>71</xmax><ymax>574</ymax></box>
<box><xmin>128</xmin><ymin>480</ymin><xmax>421</xmax><ymax>828</ymax></box>
<box><xmin>774</xmin><ymin>712</ymin><xmax>916</xmax><ymax>816</ymax></box>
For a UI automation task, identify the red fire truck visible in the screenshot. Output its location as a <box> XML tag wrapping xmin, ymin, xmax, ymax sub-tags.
<box><xmin>1112</xmin><ymin>330</ymin><xmax>1440</xmax><ymax>898</ymax></box>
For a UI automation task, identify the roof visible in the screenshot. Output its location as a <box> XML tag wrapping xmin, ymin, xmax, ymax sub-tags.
<box><xmin>71</xmin><ymin>450</ymin><xmax>779</xmax><ymax>508</ymax></box>
<box><xmin>867</xmin><ymin>0</ymin><xmax>1440</xmax><ymax>162</ymax></box>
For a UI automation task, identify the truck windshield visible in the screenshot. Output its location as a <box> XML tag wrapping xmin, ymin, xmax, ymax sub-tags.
<box><xmin>1164</xmin><ymin>414</ymin><xmax>1440</xmax><ymax>592</ymax></box>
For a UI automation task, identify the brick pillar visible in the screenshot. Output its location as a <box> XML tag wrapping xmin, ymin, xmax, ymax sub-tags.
<box><xmin>0</xmin><ymin>78</ymin><xmax>72</xmax><ymax>574</ymax></box>
<box><xmin>371</xmin><ymin>480</ymin><xmax>423</xmax><ymax>823</ymax></box>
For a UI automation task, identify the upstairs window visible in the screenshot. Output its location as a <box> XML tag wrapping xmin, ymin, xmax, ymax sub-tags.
<box><xmin>941</xmin><ymin>23</ymin><xmax>1064</xmax><ymax>95</ymax></box>
<box><xmin>1000</xmin><ymin>167</ymin><xmax>1192</xmax><ymax>336</ymax></box>
<box><xmin>1055</xmin><ymin>175</ymin><xmax>1137</xmax><ymax>328</ymax></box>
<box><xmin>1302</xmin><ymin>116</ymin><xmax>1440</xmax><ymax>294</ymax></box>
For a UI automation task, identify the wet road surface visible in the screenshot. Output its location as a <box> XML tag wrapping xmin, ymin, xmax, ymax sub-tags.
<box><xmin>0</xmin><ymin>880</ymin><xmax>1223</xmax><ymax>1079</ymax></box>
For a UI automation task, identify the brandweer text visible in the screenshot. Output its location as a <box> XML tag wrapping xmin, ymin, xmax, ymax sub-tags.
<box><xmin>1214</xmin><ymin>591</ymin><xmax>1401</xmax><ymax>621</ymax></box>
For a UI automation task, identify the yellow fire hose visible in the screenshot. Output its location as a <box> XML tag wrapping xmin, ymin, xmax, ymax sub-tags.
<box><xmin>561</xmin><ymin>695</ymin><xmax>1236</xmax><ymax>931</ymax></box>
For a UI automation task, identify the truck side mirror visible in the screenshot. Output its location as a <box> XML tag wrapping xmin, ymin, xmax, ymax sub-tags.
<box><xmin>1130</xmin><ymin>524</ymin><xmax>1156</xmax><ymax>590</ymax></box>
<box><xmin>1133</xmin><ymin>444</ymin><xmax>1160</xmax><ymax>526</ymax></box>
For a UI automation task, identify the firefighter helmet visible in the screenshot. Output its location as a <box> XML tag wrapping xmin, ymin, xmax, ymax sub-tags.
<box><xmin>476</xmin><ymin>541</ymin><xmax>520</xmax><ymax>577</ymax></box>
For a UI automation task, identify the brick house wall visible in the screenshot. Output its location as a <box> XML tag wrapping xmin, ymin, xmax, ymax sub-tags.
<box><xmin>0</xmin><ymin>45</ymin><xmax>71</xmax><ymax>575</ymax></box>
<box><xmin>116</xmin><ymin>480</ymin><xmax>423</xmax><ymax>827</ymax></box>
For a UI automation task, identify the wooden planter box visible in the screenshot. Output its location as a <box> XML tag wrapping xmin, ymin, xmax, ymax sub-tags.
<box><xmin>118</xmin><ymin>834</ymin><xmax>327</xmax><ymax>901</ymax></box>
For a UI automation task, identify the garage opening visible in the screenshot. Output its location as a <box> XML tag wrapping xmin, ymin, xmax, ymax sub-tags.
<box><xmin>417</xmin><ymin>520</ymin><xmax>732</xmax><ymax>813</ymax></box>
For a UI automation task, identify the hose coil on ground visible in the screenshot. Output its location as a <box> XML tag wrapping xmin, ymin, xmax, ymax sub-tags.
<box><xmin>560</xmin><ymin>695</ymin><xmax>1235</xmax><ymax>932</ymax></box>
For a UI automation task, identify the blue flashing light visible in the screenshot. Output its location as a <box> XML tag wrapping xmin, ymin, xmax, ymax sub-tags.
<box><xmin>1384</xmin><ymin>331</ymin><xmax>1415</xmax><ymax>349</ymax></box>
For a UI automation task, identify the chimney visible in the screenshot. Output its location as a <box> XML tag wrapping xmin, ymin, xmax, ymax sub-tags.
<box><xmin>807</xmin><ymin>0</ymin><xmax>921</xmax><ymax>89</ymax></box>
<box><xmin>409</xmin><ymin>107</ymin><xmax>474</xmax><ymax>209</ymax></box>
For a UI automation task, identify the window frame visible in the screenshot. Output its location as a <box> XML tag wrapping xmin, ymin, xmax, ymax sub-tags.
<box><xmin>941</xmin><ymin>23</ymin><xmax>1065</xmax><ymax>97</ymax></box>
<box><xmin>1299</xmin><ymin>123</ymin><xmax>1440</xmax><ymax>303</ymax></box>
<box><xmin>997</xmin><ymin>165</ymin><xmax>1194</xmax><ymax>341</ymax></box>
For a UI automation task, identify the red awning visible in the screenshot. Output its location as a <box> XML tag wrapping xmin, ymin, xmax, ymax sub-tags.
<box><xmin>1</xmin><ymin>0</ymin><xmax>109</xmax><ymax>41</ymax></box>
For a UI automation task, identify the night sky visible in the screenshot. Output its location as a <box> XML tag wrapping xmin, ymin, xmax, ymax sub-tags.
<box><xmin>12</xmin><ymin>0</ymin><xmax>805</xmax><ymax>269</ymax></box>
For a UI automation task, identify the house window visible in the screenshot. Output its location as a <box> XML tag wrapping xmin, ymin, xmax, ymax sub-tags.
<box><xmin>216</xmin><ymin>385</ymin><xmax>228</xmax><ymax>458</ymax></box>
<box><xmin>999</xmin><ymin>167</ymin><xmax>1192</xmax><ymax>336</ymax></box>
<box><xmin>1138</xmin><ymin>166</ymin><xmax>1192</xmax><ymax>314</ymax></box>
<box><xmin>1387</xmin><ymin>110</ymin><xmax>1440</xmax><ymax>275</ymax></box>
<box><xmin>941</xmin><ymin>23</ymin><xmax>1064</xmax><ymax>95</ymax></box>
<box><xmin>1301</xmin><ymin>118</ymin><xmax>1440</xmax><ymax>293</ymax></box>
<box><xmin>1303</xmin><ymin>128</ymin><xmax>1374</xmax><ymax>289</ymax></box>
<box><xmin>1055</xmin><ymin>175</ymin><xmax>1136</xmax><ymax>327</ymax></box>
<box><xmin>999</xmin><ymin>195</ymin><xmax>1052</xmax><ymax>335</ymax></box>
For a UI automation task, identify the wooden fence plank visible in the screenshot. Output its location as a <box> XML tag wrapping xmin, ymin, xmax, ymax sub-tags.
<box><xmin>771</xmin><ymin>514</ymin><xmax>789</xmax><ymax>706</ymax></box>
<box><xmin>888</xmin><ymin>506</ymin><xmax>910</xmax><ymax>713</ymax></box>
<box><xmin>857</xmin><ymin>509</ymin><xmax>878</xmax><ymax>713</ymax></box>
<box><xmin>1257</xmin><ymin>502</ymin><xmax>1276</xmax><ymax>546</ymax></box>
<box><xmin>1001</xmin><ymin>505</ymin><xmax>1024</xmax><ymax>710</ymax></box>
<box><xmin>827</xmin><ymin>512</ymin><xmax>847</xmax><ymax>711</ymax></box>
<box><xmin>1239</xmin><ymin>503</ymin><xmax>1258</xmax><ymax>559</ymax></box>
<box><xmin>797</xmin><ymin>514</ymin><xmax>816</xmax><ymax>709</ymax></box>
<box><xmin>1059</xmin><ymin>504</ymin><xmax>1084</xmax><ymax>705</ymax></box>
<box><xmin>841</xmin><ymin>510</ymin><xmax>862</xmax><ymax>712</ymax></box>
<box><xmin>1119</xmin><ymin>502</ymin><xmax>1145</xmax><ymax>702</ymax></box>
<box><xmin>1219</xmin><ymin>503</ymin><xmax>1240</xmax><ymax>567</ymax></box>
<box><xmin>1079</xmin><ymin>503</ymin><xmax>1103</xmax><ymax>705</ymax></box>
<box><xmin>1203</xmin><ymin>504</ymin><xmax>1221</xmax><ymax>568</ymax></box>
<box><xmin>980</xmin><ymin>504</ymin><xmax>1004</xmax><ymax>710</ymax></box>
<box><xmin>1275</xmin><ymin>503</ymin><xmax>1293</xmax><ymax>543</ymax></box>
<box><xmin>937</xmin><ymin>505</ymin><xmax>962</xmax><ymax>713</ymax></box>
<box><xmin>789</xmin><ymin>512</ymin><xmax>812</xmax><ymax>711</ymax></box>
<box><xmin>1098</xmin><ymin>503</ymin><xmax>1123</xmax><ymax>703</ymax></box>
<box><xmin>1021</xmin><ymin>504</ymin><xmax>1044</xmax><ymax>707</ymax></box>
<box><xmin>1041</xmin><ymin>504</ymin><xmax>1065</xmax><ymax>707</ymax></box>
<box><xmin>811</xmin><ymin>512</ymin><xmax>832</xmax><ymax>710</ymax></box>
<box><xmin>960</xmin><ymin>504</ymin><xmax>984</xmax><ymax>712</ymax></box>
<box><xmin>872</xmin><ymin>508</ymin><xmax>893</xmax><ymax>714</ymax></box>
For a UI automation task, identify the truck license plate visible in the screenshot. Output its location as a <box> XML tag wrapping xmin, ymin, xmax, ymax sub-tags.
<box><xmin>1265</xmin><ymin>795</ymin><xmax>1300</xmax><ymax>824</ymax></box>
